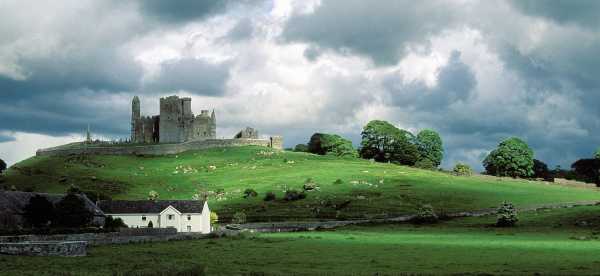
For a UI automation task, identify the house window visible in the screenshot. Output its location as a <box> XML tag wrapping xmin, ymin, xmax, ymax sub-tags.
<box><xmin>168</xmin><ymin>214</ymin><xmax>174</xmax><ymax>220</ymax></box>
<box><xmin>187</xmin><ymin>215</ymin><xmax>191</xmax><ymax>221</ymax></box>
<box><xmin>187</xmin><ymin>226</ymin><xmax>191</xmax><ymax>232</ymax></box>
<box><xmin>142</xmin><ymin>216</ymin><xmax>146</xmax><ymax>221</ymax></box>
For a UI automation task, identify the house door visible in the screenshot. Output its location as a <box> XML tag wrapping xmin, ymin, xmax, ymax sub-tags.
<box><xmin>187</xmin><ymin>226</ymin><xmax>191</xmax><ymax>232</ymax></box>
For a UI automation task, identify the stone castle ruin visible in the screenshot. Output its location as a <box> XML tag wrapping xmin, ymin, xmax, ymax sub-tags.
<box><xmin>36</xmin><ymin>95</ymin><xmax>283</xmax><ymax>157</ymax></box>
<box><xmin>131</xmin><ymin>96</ymin><xmax>216</xmax><ymax>143</ymax></box>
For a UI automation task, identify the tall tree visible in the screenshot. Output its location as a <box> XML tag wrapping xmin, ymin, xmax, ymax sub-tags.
<box><xmin>308</xmin><ymin>133</ymin><xmax>357</xmax><ymax>157</ymax></box>
<box><xmin>416</xmin><ymin>129</ymin><xmax>444</xmax><ymax>167</ymax></box>
<box><xmin>23</xmin><ymin>195</ymin><xmax>55</xmax><ymax>228</ymax></box>
<box><xmin>483</xmin><ymin>137</ymin><xmax>534</xmax><ymax>177</ymax></box>
<box><xmin>359</xmin><ymin>120</ymin><xmax>420</xmax><ymax>165</ymax></box>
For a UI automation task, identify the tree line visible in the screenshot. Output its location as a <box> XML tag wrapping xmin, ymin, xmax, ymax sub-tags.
<box><xmin>292</xmin><ymin>119</ymin><xmax>600</xmax><ymax>185</ymax></box>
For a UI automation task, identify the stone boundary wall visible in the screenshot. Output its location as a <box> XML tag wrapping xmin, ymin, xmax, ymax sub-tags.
<box><xmin>0</xmin><ymin>231</ymin><xmax>210</xmax><ymax>246</ymax></box>
<box><xmin>36</xmin><ymin>138</ymin><xmax>280</xmax><ymax>157</ymax></box>
<box><xmin>0</xmin><ymin>241</ymin><xmax>87</xmax><ymax>257</ymax></box>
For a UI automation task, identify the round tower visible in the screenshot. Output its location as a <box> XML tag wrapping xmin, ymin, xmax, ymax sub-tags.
<box><xmin>131</xmin><ymin>96</ymin><xmax>140</xmax><ymax>142</ymax></box>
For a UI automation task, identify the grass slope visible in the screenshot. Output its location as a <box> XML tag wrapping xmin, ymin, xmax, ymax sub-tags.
<box><xmin>4</xmin><ymin>146</ymin><xmax>600</xmax><ymax>221</ymax></box>
<box><xmin>4</xmin><ymin>206</ymin><xmax>600</xmax><ymax>275</ymax></box>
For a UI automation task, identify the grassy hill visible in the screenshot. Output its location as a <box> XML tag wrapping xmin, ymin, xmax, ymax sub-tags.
<box><xmin>3</xmin><ymin>146</ymin><xmax>600</xmax><ymax>221</ymax></box>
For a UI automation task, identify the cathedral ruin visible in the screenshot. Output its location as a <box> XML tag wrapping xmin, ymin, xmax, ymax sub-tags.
<box><xmin>131</xmin><ymin>95</ymin><xmax>216</xmax><ymax>143</ymax></box>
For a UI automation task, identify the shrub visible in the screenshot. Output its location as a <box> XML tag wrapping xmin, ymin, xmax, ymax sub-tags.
<box><xmin>243</xmin><ymin>188</ymin><xmax>258</xmax><ymax>198</ymax></box>
<box><xmin>411</xmin><ymin>204</ymin><xmax>438</xmax><ymax>224</ymax></box>
<box><xmin>416</xmin><ymin>129</ymin><xmax>444</xmax><ymax>167</ymax></box>
<box><xmin>303</xmin><ymin>178</ymin><xmax>319</xmax><ymax>191</ymax></box>
<box><xmin>453</xmin><ymin>163</ymin><xmax>473</xmax><ymax>176</ymax></box>
<box><xmin>148</xmin><ymin>190</ymin><xmax>159</xmax><ymax>201</ymax></box>
<box><xmin>54</xmin><ymin>194</ymin><xmax>93</xmax><ymax>228</ymax></box>
<box><xmin>483</xmin><ymin>137</ymin><xmax>534</xmax><ymax>177</ymax></box>
<box><xmin>333</xmin><ymin>179</ymin><xmax>343</xmax><ymax>185</ymax></box>
<box><xmin>284</xmin><ymin>190</ymin><xmax>306</xmax><ymax>201</ymax></box>
<box><xmin>23</xmin><ymin>195</ymin><xmax>55</xmax><ymax>228</ymax></box>
<box><xmin>104</xmin><ymin>216</ymin><xmax>127</xmax><ymax>230</ymax></box>
<box><xmin>232</xmin><ymin>211</ymin><xmax>247</xmax><ymax>224</ymax></box>
<box><xmin>66</xmin><ymin>184</ymin><xmax>82</xmax><ymax>194</ymax></box>
<box><xmin>210</xmin><ymin>212</ymin><xmax>219</xmax><ymax>224</ymax></box>
<box><xmin>496</xmin><ymin>201</ymin><xmax>518</xmax><ymax>227</ymax></box>
<box><xmin>308</xmin><ymin>133</ymin><xmax>358</xmax><ymax>157</ymax></box>
<box><xmin>264</xmin><ymin>191</ymin><xmax>276</xmax><ymax>201</ymax></box>
<box><xmin>294</xmin><ymin>144</ymin><xmax>308</xmax><ymax>152</ymax></box>
<box><xmin>414</xmin><ymin>159</ymin><xmax>436</xmax><ymax>170</ymax></box>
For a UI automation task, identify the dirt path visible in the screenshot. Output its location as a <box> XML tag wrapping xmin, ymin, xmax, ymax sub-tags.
<box><xmin>238</xmin><ymin>200</ymin><xmax>600</xmax><ymax>232</ymax></box>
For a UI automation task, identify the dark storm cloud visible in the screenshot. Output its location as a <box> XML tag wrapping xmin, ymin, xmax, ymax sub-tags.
<box><xmin>282</xmin><ymin>0</ymin><xmax>457</xmax><ymax>65</ymax></box>
<box><xmin>149</xmin><ymin>58</ymin><xmax>231</xmax><ymax>96</ymax></box>
<box><xmin>138</xmin><ymin>0</ymin><xmax>263</xmax><ymax>23</ymax></box>
<box><xmin>509</xmin><ymin>0</ymin><xmax>600</xmax><ymax>29</ymax></box>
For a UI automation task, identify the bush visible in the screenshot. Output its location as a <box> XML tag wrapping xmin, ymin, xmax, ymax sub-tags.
<box><xmin>210</xmin><ymin>212</ymin><xmax>219</xmax><ymax>224</ymax></box>
<box><xmin>333</xmin><ymin>179</ymin><xmax>343</xmax><ymax>185</ymax></box>
<box><xmin>232</xmin><ymin>211</ymin><xmax>247</xmax><ymax>224</ymax></box>
<box><xmin>411</xmin><ymin>204</ymin><xmax>438</xmax><ymax>224</ymax></box>
<box><xmin>416</xmin><ymin>129</ymin><xmax>444</xmax><ymax>167</ymax></box>
<box><xmin>66</xmin><ymin>184</ymin><xmax>82</xmax><ymax>194</ymax></box>
<box><xmin>284</xmin><ymin>190</ymin><xmax>306</xmax><ymax>201</ymax></box>
<box><xmin>23</xmin><ymin>195</ymin><xmax>55</xmax><ymax>228</ymax></box>
<box><xmin>453</xmin><ymin>163</ymin><xmax>473</xmax><ymax>176</ymax></box>
<box><xmin>302</xmin><ymin>178</ymin><xmax>319</xmax><ymax>191</ymax></box>
<box><xmin>595</xmin><ymin>147</ymin><xmax>600</xmax><ymax>159</ymax></box>
<box><xmin>264</xmin><ymin>191</ymin><xmax>276</xmax><ymax>201</ymax></box>
<box><xmin>483</xmin><ymin>137</ymin><xmax>534</xmax><ymax>177</ymax></box>
<box><xmin>294</xmin><ymin>144</ymin><xmax>308</xmax><ymax>152</ymax></box>
<box><xmin>148</xmin><ymin>190</ymin><xmax>159</xmax><ymax>201</ymax></box>
<box><xmin>359</xmin><ymin>120</ymin><xmax>420</xmax><ymax>165</ymax></box>
<box><xmin>308</xmin><ymin>133</ymin><xmax>358</xmax><ymax>157</ymax></box>
<box><xmin>414</xmin><ymin>159</ymin><xmax>436</xmax><ymax>170</ymax></box>
<box><xmin>533</xmin><ymin>159</ymin><xmax>551</xmax><ymax>180</ymax></box>
<box><xmin>570</xmin><ymin>159</ymin><xmax>600</xmax><ymax>185</ymax></box>
<box><xmin>243</xmin><ymin>188</ymin><xmax>258</xmax><ymax>198</ymax></box>
<box><xmin>104</xmin><ymin>216</ymin><xmax>127</xmax><ymax>230</ymax></box>
<box><xmin>54</xmin><ymin>194</ymin><xmax>93</xmax><ymax>228</ymax></box>
<box><xmin>496</xmin><ymin>201</ymin><xmax>518</xmax><ymax>227</ymax></box>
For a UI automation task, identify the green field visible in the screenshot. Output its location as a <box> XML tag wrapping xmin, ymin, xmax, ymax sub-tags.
<box><xmin>3</xmin><ymin>206</ymin><xmax>600</xmax><ymax>275</ymax></box>
<box><xmin>4</xmin><ymin>146</ymin><xmax>600</xmax><ymax>221</ymax></box>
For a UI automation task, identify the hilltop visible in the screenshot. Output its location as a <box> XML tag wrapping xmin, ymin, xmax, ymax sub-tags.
<box><xmin>3</xmin><ymin>146</ymin><xmax>600</xmax><ymax>221</ymax></box>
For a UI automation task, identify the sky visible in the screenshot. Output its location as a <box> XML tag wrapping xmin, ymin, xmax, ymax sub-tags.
<box><xmin>1</xmin><ymin>0</ymin><xmax>599</xmax><ymax>171</ymax></box>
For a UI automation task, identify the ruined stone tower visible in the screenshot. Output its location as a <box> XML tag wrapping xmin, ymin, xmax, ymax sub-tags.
<box><xmin>131</xmin><ymin>95</ymin><xmax>216</xmax><ymax>144</ymax></box>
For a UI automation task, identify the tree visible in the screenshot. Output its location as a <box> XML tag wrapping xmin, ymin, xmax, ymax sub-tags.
<box><xmin>307</xmin><ymin>133</ymin><xmax>357</xmax><ymax>157</ymax></box>
<box><xmin>483</xmin><ymin>137</ymin><xmax>534</xmax><ymax>177</ymax></box>
<box><xmin>416</xmin><ymin>129</ymin><xmax>444</xmax><ymax>167</ymax></box>
<box><xmin>595</xmin><ymin>148</ymin><xmax>600</xmax><ymax>159</ymax></box>
<box><xmin>23</xmin><ymin>195</ymin><xmax>55</xmax><ymax>228</ymax></box>
<box><xmin>104</xmin><ymin>216</ymin><xmax>127</xmax><ymax>230</ymax></box>
<box><xmin>496</xmin><ymin>201</ymin><xmax>518</xmax><ymax>227</ymax></box>
<box><xmin>532</xmin><ymin>159</ymin><xmax>551</xmax><ymax>180</ymax></box>
<box><xmin>571</xmin><ymin>159</ymin><xmax>600</xmax><ymax>185</ymax></box>
<box><xmin>359</xmin><ymin>120</ymin><xmax>420</xmax><ymax>165</ymax></box>
<box><xmin>54</xmin><ymin>194</ymin><xmax>93</xmax><ymax>228</ymax></box>
<box><xmin>0</xmin><ymin>158</ymin><xmax>6</xmax><ymax>174</ymax></box>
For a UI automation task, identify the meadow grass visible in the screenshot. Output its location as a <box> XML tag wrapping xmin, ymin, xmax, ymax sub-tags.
<box><xmin>5</xmin><ymin>146</ymin><xmax>600</xmax><ymax>221</ymax></box>
<box><xmin>3</xmin><ymin>206</ymin><xmax>600</xmax><ymax>275</ymax></box>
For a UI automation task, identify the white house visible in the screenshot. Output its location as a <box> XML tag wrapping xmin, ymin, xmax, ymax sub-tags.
<box><xmin>98</xmin><ymin>200</ymin><xmax>211</xmax><ymax>233</ymax></box>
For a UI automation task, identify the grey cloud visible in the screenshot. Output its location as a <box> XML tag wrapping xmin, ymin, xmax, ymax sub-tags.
<box><xmin>0</xmin><ymin>134</ymin><xmax>16</xmax><ymax>143</ymax></box>
<box><xmin>226</xmin><ymin>18</ymin><xmax>254</xmax><ymax>41</ymax></box>
<box><xmin>148</xmin><ymin>58</ymin><xmax>231</xmax><ymax>96</ymax></box>
<box><xmin>282</xmin><ymin>0</ymin><xmax>458</xmax><ymax>65</ymax></box>
<box><xmin>385</xmin><ymin>51</ymin><xmax>475</xmax><ymax>110</ymax></box>
<box><xmin>509</xmin><ymin>0</ymin><xmax>600</xmax><ymax>29</ymax></box>
<box><xmin>138</xmin><ymin>0</ymin><xmax>264</xmax><ymax>24</ymax></box>
<box><xmin>303</xmin><ymin>46</ymin><xmax>322</xmax><ymax>62</ymax></box>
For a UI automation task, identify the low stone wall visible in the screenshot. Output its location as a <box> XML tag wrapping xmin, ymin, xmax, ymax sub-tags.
<box><xmin>0</xmin><ymin>241</ymin><xmax>87</xmax><ymax>257</ymax></box>
<box><xmin>36</xmin><ymin>138</ymin><xmax>281</xmax><ymax>157</ymax></box>
<box><xmin>0</xmin><ymin>231</ymin><xmax>210</xmax><ymax>246</ymax></box>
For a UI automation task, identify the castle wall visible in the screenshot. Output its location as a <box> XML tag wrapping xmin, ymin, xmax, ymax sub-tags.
<box><xmin>36</xmin><ymin>138</ymin><xmax>283</xmax><ymax>157</ymax></box>
<box><xmin>159</xmin><ymin>96</ymin><xmax>184</xmax><ymax>143</ymax></box>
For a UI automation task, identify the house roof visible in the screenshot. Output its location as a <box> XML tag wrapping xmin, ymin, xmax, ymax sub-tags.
<box><xmin>97</xmin><ymin>200</ymin><xmax>206</xmax><ymax>214</ymax></box>
<box><xmin>0</xmin><ymin>191</ymin><xmax>105</xmax><ymax>217</ymax></box>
